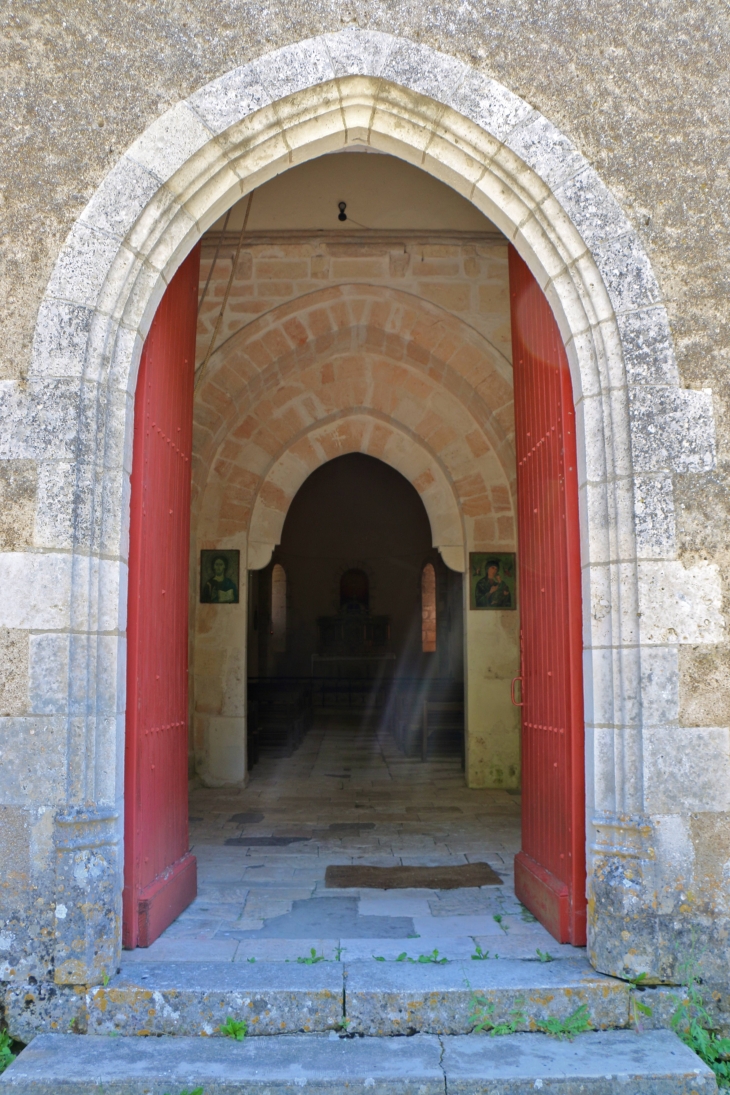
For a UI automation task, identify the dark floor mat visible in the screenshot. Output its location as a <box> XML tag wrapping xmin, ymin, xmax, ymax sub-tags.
<box><xmin>325</xmin><ymin>862</ymin><xmax>502</xmax><ymax>889</ymax></box>
<box><xmin>220</xmin><ymin>896</ymin><xmax>415</xmax><ymax>939</ymax></box>
<box><xmin>224</xmin><ymin>836</ymin><xmax>311</xmax><ymax>847</ymax></box>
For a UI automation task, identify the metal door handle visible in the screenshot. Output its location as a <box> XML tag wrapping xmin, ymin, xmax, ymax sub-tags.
<box><xmin>511</xmin><ymin>676</ymin><xmax>524</xmax><ymax>707</ymax></box>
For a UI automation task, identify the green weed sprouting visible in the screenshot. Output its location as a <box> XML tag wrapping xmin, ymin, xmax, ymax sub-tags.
<box><xmin>395</xmin><ymin>949</ymin><xmax>448</xmax><ymax>964</ymax></box>
<box><xmin>297</xmin><ymin>948</ymin><xmax>325</xmax><ymax>965</ymax></box>
<box><xmin>468</xmin><ymin>993</ymin><xmax>525</xmax><ymax>1035</ymax></box>
<box><xmin>535</xmin><ymin>1004</ymin><xmax>592</xmax><ymax>1040</ymax></box>
<box><xmin>219</xmin><ymin>1017</ymin><xmax>248</xmax><ymax>1041</ymax></box>
<box><xmin>0</xmin><ymin>1031</ymin><xmax>16</xmax><ymax>1074</ymax></box>
<box><xmin>163</xmin><ymin>1089</ymin><xmax>204</xmax><ymax>1095</ymax></box>
<box><xmin>536</xmin><ymin>949</ymin><xmax>554</xmax><ymax>963</ymax></box>
<box><xmin>471</xmin><ymin>944</ymin><xmax>490</xmax><ymax>960</ymax></box>
<box><xmin>627</xmin><ymin>972</ymin><xmax>653</xmax><ymax>1029</ymax></box>
<box><xmin>493</xmin><ymin>914</ymin><xmax>509</xmax><ymax>934</ymax></box>
<box><xmin>670</xmin><ymin>972</ymin><xmax>730</xmax><ymax>1088</ymax></box>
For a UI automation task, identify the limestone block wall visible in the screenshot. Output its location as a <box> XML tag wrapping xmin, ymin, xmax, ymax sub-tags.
<box><xmin>190</xmin><ymin>234</ymin><xmax>520</xmax><ymax>789</ymax></box>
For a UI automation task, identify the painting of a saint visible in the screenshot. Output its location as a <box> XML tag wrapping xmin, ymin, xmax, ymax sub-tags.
<box><xmin>200</xmin><ymin>550</ymin><xmax>240</xmax><ymax>604</ymax></box>
<box><xmin>469</xmin><ymin>552</ymin><xmax>516</xmax><ymax>610</ymax></box>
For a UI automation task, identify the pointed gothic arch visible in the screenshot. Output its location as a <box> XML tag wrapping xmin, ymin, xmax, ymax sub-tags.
<box><xmin>22</xmin><ymin>29</ymin><xmax>718</xmax><ymax>982</ymax></box>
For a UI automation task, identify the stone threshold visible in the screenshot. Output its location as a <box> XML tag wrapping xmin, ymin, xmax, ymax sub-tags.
<box><xmin>4</xmin><ymin>958</ymin><xmax>650</xmax><ymax>1041</ymax></box>
<box><xmin>0</xmin><ymin>1029</ymin><xmax>715</xmax><ymax>1094</ymax></box>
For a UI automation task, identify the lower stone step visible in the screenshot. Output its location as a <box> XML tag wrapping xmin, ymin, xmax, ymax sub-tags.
<box><xmin>0</xmin><ymin>1029</ymin><xmax>715</xmax><ymax>1093</ymax></box>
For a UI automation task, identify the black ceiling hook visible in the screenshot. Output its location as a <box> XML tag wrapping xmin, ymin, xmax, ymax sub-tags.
<box><xmin>338</xmin><ymin>201</ymin><xmax>347</xmax><ymax>222</ymax></box>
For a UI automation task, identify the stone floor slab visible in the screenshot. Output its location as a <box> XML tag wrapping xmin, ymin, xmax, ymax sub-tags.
<box><xmin>338</xmin><ymin>936</ymin><xmax>477</xmax><ymax>961</ymax></box>
<box><xmin>1</xmin><ymin>1031</ymin><xmax>714</xmax><ymax>1094</ymax></box>
<box><xmin>441</xmin><ymin>1029</ymin><xmax>716</xmax><ymax>1093</ymax></box>
<box><xmin>0</xmin><ymin>1033</ymin><xmax>444</xmax><ymax>1094</ymax></box>
<box><xmin>232</xmin><ymin>939</ymin><xmax>341</xmax><ymax>962</ymax></box>
<box><xmin>120</xmin><ymin>938</ymin><xmax>240</xmax><ymax>963</ymax></box>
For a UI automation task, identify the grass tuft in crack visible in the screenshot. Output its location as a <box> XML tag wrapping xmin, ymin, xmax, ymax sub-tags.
<box><xmin>395</xmin><ymin>949</ymin><xmax>448</xmax><ymax>964</ymax></box>
<box><xmin>627</xmin><ymin>972</ymin><xmax>653</xmax><ymax>1030</ymax></box>
<box><xmin>0</xmin><ymin>1032</ymin><xmax>18</xmax><ymax>1074</ymax></box>
<box><xmin>297</xmin><ymin>948</ymin><xmax>325</xmax><ymax>965</ymax></box>
<box><xmin>670</xmin><ymin>967</ymin><xmax>730</xmax><ymax>1088</ymax></box>
<box><xmin>469</xmin><ymin>994</ymin><xmax>525</xmax><ymax>1036</ymax></box>
<box><xmin>219</xmin><ymin>1017</ymin><xmax>247</xmax><ymax>1041</ymax></box>
<box><xmin>535</xmin><ymin>1004</ymin><xmax>592</xmax><ymax>1040</ymax></box>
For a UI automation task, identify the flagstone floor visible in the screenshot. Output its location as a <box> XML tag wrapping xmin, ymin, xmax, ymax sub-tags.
<box><xmin>122</xmin><ymin>711</ymin><xmax>583</xmax><ymax>965</ymax></box>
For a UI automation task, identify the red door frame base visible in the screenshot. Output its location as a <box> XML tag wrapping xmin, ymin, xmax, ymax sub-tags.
<box><xmin>136</xmin><ymin>851</ymin><xmax>198</xmax><ymax>948</ymax></box>
<box><xmin>514</xmin><ymin>850</ymin><xmax>570</xmax><ymax>944</ymax></box>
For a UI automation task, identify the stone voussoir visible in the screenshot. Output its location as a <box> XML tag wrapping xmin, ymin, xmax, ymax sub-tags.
<box><xmin>87</xmin><ymin>961</ymin><xmax>344</xmax><ymax>1036</ymax></box>
<box><xmin>344</xmin><ymin>957</ymin><xmax>629</xmax><ymax>1035</ymax></box>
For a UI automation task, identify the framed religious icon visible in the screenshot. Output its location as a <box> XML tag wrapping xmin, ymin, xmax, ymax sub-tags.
<box><xmin>469</xmin><ymin>552</ymin><xmax>516</xmax><ymax>610</ymax></box>
<box><xmin>200</xmin><ymin>549</ymin><xmax>240</xmax><ymax>604</ymax></box>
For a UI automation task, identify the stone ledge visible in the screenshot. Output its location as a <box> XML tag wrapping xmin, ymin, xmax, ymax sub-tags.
<box><xmin>0</xmin><ymin>1030</ymin><xmax>714</xmax><ymax>1094</ymax></box>
<box><xmin>87</xmin><ymin>961</ymin><xmax>343</xmax><ymax>1036</ymax></box>
<box><xmin>3</xmin><ymin>958</ymin><xmax>633</xmax><ymax>1041</ymax></box>
<box><xmin>344</xmin><ymin>957</ymin><xmax>629</xmax><ymax>1035</ymax></box>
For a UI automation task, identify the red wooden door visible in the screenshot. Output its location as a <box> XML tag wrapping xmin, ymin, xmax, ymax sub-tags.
<box><xmin>509</xmin><ymin>246</ymin><xmax>586</xmax><ymax>946</ymax></box>
<box><xmin>123</xmin><ymin>246</ymin><xmax>200</xmax><ymax>949</ymax></box>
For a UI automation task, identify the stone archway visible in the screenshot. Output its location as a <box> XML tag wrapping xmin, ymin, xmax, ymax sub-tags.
<box><xmin>190</xmin><ymin>283</ymin><xmax>519</xmax><ymax>789</ymax></box>
<box><xmin>24</xmin><ymin>29</ymin><xmax>719</xmax><ymax>983</ymax></box>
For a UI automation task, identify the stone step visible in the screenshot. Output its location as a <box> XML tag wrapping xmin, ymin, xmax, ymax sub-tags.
<box><xmin>345</xmin><ymin>956</ymin><xmax>629</xmax><ymax>1034</ymax></box>
<box><xmin>77</xmin><ymin>958</ymin><xmax>629</xmax><ymax>1038</ymax></box>
<box><xmin>88</xmin><ymin>961</ymin><xmax>343</xmax><ymax>1037</ymax></box>
<box><xmin>0</xmin><ymin>1030</ymin><xmax>715</xmax><ymax>1094</ymax></box>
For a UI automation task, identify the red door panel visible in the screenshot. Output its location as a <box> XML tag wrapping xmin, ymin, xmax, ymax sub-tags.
<box><xmin>123</xmin><ymin>246</ymin><xmax>200</xmax><ymax>949</ymax></box>
<box><xmin>509</xmin><ymin>246</ymin><xmax>586</xmax><ymax>946</ymax></box>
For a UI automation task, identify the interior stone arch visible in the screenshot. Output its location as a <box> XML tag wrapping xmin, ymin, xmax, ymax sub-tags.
<box><xmin>191</xmin><ymin>281</ymin><xmax>518</xmax><ymax>563</ymax></box>
<box><xmin>246</xmin><ymin>414</ymin><xmax>466</xmax><ymax>571</ymax></box>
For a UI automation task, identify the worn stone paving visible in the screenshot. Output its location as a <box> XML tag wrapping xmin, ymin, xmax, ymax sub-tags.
<box><xmin>123</xmin><ymin>712</ymin><xmax>583</xmax><ymax>966</ymax></box>
<box><xmin>3</xmin><ymin>1030</ymin><xmax>716</xmax><ymax>1094</ymax></box>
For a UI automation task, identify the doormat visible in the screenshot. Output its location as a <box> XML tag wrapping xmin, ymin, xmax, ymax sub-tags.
<box><xmin>325</xmin><ymin>862</ymin><xmax>502</xmax><ymax>889</ymax></box>
<box><xmin>225</xmin><ymin>836</ymin><xmax>311</xmax><ymax>847</ymax></box>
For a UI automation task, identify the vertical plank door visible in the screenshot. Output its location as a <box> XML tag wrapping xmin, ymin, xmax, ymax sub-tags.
<box><xmin>509</xmin><ymin>246</ymin><xmax>587</xmax><ymax>946</ymax></box>
<box><xmin>123</xmin><ymin>245</ymin><xmax>200</xmax><ymax>949</ymax></box>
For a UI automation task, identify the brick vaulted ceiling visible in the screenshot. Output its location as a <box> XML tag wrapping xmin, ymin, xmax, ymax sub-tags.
<box><xmin>192</xmin><ymin>283</ymin><xmax>516</xmax><ymax>568</ymax></box>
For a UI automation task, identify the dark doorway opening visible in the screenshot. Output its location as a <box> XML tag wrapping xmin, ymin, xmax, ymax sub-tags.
<box><xmin>247</xmin><ymin>453</ymin><xmax>464</xmax><ymax>767</ymax></box>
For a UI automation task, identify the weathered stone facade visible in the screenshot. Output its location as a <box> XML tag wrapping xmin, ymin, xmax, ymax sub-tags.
<box><xmin>1</xmin><ymin>5</ymin><xmax>729</xmax><ymax>1034</ymax></box>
